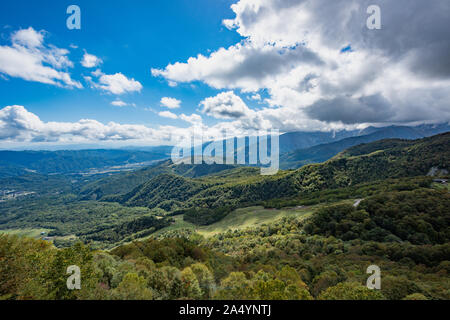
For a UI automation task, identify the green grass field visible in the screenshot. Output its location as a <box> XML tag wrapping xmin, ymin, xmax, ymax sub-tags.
<box><xmin>197</xmin><ymin>206</ymin><xmax>314</xmax><ymax>237</ymax></box>
<box><xmin>151</xmin><ymin>205</ymin><xmax>315</xmax><ymax>238</ymax></box>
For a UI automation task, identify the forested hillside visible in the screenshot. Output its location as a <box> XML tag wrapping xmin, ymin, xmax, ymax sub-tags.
<box><xmin>80</xmin><ymin>161</ymin><xmax>237</xmax><ymax>201</ymax></box>
<box><xmin>1</xmin><ymin>177</ymin><xmax>448</xmax><ymax>300</ymax></box>
<box><xmin>280</xmin><ymin>125</ymin><xmax>446</xmax><ymax>169</ymax></box>
<box><xmin>114</xmin><ymin>133</ymin><xmax>450</xmax><ymax>217</ymax></box>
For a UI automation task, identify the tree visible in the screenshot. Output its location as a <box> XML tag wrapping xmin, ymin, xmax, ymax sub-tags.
<box><xmin>284</xmin><ymin>284</ymin><xmax>313</xmax><ymax>300</ymax></box>
<box><xmin>0</xmin><ymin>235</ymin><xmax>54</xmax><ymax>300</ymax></box>
<box><xmin>319</xmin><ymin>282</ymin><xmax>385</xmax><ymax>300</ymax></box>
<box><xmin>181</xmin><ymin>267</ymin><xmax>202</xmax><ymax>299</ymax></box>
<box><xmin>113</xmin><ymin>273</ymin><xmax>153</xmax><ymax>300</ymax></box>
<box><xmin>253</xmin><ymin>278</ymin><xmax>286</xmax><ymax>300</ymax></box>
<box><xmin>215</xmin><ymin>272</ymin><xmax>253</xmax><ymax>300</ymax></box>
<box><xmin>312</xmin><ymin>270</ymin><xmax>341</xmax><ymax>297</ymax></box>
<box><xmin>403</xmin><ymin>293</ymin><xmax>428</xmax><ymax>300</ymax></box>
<box><xmin>191</xmin><ymin>263</ymin><xmax>215</xmax><ymax>298</ymax></box>
<box><xmin>42</xmin><ymin>242</ymin><xmax>99</xmax><ymax>300</ymax></box>
<box><xmin>381</xmin><ymin>275</ymin><xmax>421</xmax><ymax>300</ymax></box>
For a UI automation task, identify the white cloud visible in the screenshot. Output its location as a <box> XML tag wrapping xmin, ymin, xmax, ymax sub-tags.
<box><xmin>0</xmin><ymin>27</ymin><xmax>81</xmax><ymax>88</ymax></box>
<box><xmin>160</xmin><ymin>97</ymin><xmax>181</xmax><ymax>109</ymax></box>
<box><xmin>88</xmin><ymin>71</ymin><xmax>143</xmax><ymax>95</ymax></box>
<box><xmin>11</xmin><ymin>27</ymin><xmax>44</xmax><ymax>48</ymax></box>
<box><xmin>180</xmin><ymin>113</ymin><xmax>202</xmax><ymax>124</ymax></box>
<box><xmin>158</xmin><ymin>111</ymin><xmax>178</xmax><ymax>119</ymax></box>
<box><xmin>0</xmin><ymin>105</ymin><xmax>220</xmax><ymax>147</ymax></box>
<box><xmin>0</xmin><ymin>105</ymin><xmax>364</xmax><ymax>148</ymax></box>
<box><xmin>91</xmin><ymin>69</ymin><xmax>103</xmax><ymax>77</ymax></box>
<box><xmin>111</xmin><ymin>99</ymin><xmax>134</xmax><ymax>107</ymax></box>
<box><xmin>0</xmin><ymin>105</ymin><xmax>163</xmax><ymax>144</ymax></box>
<box><xmin>81</xmin><ymin>51</ymin><xmax>102</xmax><ymax>68</ymax></box>
<box><xmin>151</xmin><ymin>0</ymin><xmax>450</xmax><ymax>130</ymax></box>
<box><xmin>152</xmin><ymin>41</ymin><xmax>322</xmax><ymax>92</ymax></box>
<box><xmin>200</xmin><ymin>91</ymin><xmax>253</xmax><ymax>120</ymax></box>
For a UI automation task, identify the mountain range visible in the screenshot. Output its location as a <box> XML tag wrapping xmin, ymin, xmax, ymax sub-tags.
<box><xmin>0</xmin><ymin>123</ymin><xmax>448</xmax><ymax>179</ymax></box>
<box><xmin>95</xmin><ymin>132</ymin><xmax>450</xmax><ymax>215</ymax></box>
<box><xmin>280</xmin><ymin>123</ymin><xmax>450</xmax><ymax>169</ymax></box>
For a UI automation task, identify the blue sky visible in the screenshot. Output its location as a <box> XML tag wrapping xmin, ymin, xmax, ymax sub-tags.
<box><xmin>0</xmin><ymin>0</ymin><xmax>449</xmax><ymax>148</ymax></box>
<box><xmin>0</xmin><ymin>0</ymin><xmax>241</xmax><ymax>127</ymax></box>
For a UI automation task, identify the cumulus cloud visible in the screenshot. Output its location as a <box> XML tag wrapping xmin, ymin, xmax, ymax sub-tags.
<box><xmin>158</xmin><ymin>111</ymin><xmax>178</xmax><ymax>119</ymax></box>
<box><xmin>0</xmin><ymin>27</ymin><xmax>81</xmax><ymax>88</ymax></box>
<box><xmin>152</xmin><ymin>41</ymin><xmax>322</xmax><ymax>92</ymax></box>
<box><xmin>200</xmin><ymin>91</ymin><xmax>253</xmax><ymax>119</ymax></box>
<box><xmin>0</xmin><ymin>105</ymin><xmax>44</xmax><ymax>141</ymax></box>
<box><xmin>160</xmin><ymin>97</ymin><xmax>181</xmax><ymax>109</ymax></box>
<box><xmin>97</xmin><ymin>73</ymin><xmax>142</xmax><ymax>95</ymax></box>
<box><xmin>225</xmin><ymin>0</ymin><xmax>450</xmax><ymax>78</ymax></box>
<box><xmin>11</xmin><ymin>27</ymin><xmax>44</xmax><ymax>48</ymax></box>
<box><xmin>0</xmin><ymin>105</ymin><xmax>165</xmax><ymax>144</ymax></box>
<box><xmin>87</xmin><ymin>70</ymin><xmax>143</xmax><ymax>95</ymax></box>
<box><xmin>81</xmin><ymin>51</ymin><xmax>102</xmax><ymax>68</ymax></box>
<box><xmin>0</xmin><ymin>105</ymin><xmax>233</xmax><ymax>147</ymax></box>
<box><xmin>180</xmin><ymin>113</ymin><xmax>202</xmax><ymax>124</ymax></box>
<box><xmin>151</xmin><ymin>0</ymin><xmax>450</xmax><ymax>131</ymax></box>
<box><xmin>0</xmin><ymin>105</ymin><xmax>350</xmax><ymax>148</ymax></box>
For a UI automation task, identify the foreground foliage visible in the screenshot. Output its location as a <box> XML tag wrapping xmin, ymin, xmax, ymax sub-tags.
<box><xmin>1</xmin><ymin>180</ymin><xmax>448</xmax><ymax>300</ymax></box>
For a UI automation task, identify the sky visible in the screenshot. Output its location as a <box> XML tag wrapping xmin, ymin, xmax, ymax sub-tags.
<box><xmin>0</xmin><ymin>0</ymin><xmax>449</xmax><ymax>149</ymax></box>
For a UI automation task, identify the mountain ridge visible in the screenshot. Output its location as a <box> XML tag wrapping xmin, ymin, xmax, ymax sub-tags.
<box><xmin>113</xmin><ymin>132</ymin><xmax>450</xmax><ymax>216</ymax></box>
<box><xmin>280</xmin><ymin>125</ymin><xmax>448</xmax><ymax>169</ymax></box>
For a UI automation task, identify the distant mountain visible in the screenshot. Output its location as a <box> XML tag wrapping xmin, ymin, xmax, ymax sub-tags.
<box><xmin>1</xmin><ymin>123</ymin><xmax>448</xmax><ymax>178</ymax></box>
<box><xmin>279</xmin><ymin>123</ymin><xmax>450</xmax><ymax>154</ymax></box>
<box><xmin>279</xmin><ymin>130</ymin><xmax>359</xmax><ymax>153</ymax></box>
<box><xmin>190</xmin><ymin>123</ymin><xmax>449</xmax><ymax>163</ymax></box>
<box><xmin>118</xmin><ymin>145</ymin><xmax>174</xmax><ymax>153</ymax></box>
<box><xmin>280</xmin><ymin>124</ymin><xmax>450</xmax><ymax>169</ymax></box>
<box><xmin>0</xmin><ymin>149</ymin><xmax>171</xmax><ymax>177</ymax></box>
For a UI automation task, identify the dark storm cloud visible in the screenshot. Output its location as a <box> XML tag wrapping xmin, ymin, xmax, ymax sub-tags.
<box><xmin>312</xmin><ymin>0</ymin><xmax>450</xmax><ymax>79</ymax></box>
<box><xmin>305</xmin><ymin>94</ymin><xmax>396</xmax><ymax>124</ymax></box>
